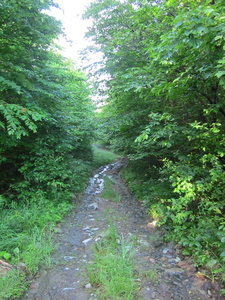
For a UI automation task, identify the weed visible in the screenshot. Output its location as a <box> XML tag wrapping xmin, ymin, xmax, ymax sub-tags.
<box><xmin>19</xmin><ymin>228</ymin><xmax>54</xmax><ymax>273</ymax></box>
<box><xmin>103</xmin><ymin>207</ymin><xmax>116</xmax><ymax>215</ymax></box>
<box><xmin>86</xmin><ymin>226</ymin><xmax>138</xmax><ymax>299</ymax></box>
<box><xmin>0</xmin><ymin>197</ymin><xmax>72</xmax><ymax>299</ymax></box>
<box><xmin>0</xmin><ymin>269</ymin><xmax>28</xmax><ymax>299</ymax></box>
<box><xmin>96</xmin><ymin>216</ymin><xmax>102</xmax><ymax>222</ymax></box>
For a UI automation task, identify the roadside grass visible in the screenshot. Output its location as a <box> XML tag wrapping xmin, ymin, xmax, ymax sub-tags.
<box><xmin>0</xmin><ymin>146</ymin><xmax>118</xmax><ymax>299</ymax></box>
<box><xmin>92</xmin><ymin>145</ymin><xmax>118</xmax><ymax>168</ymax></box>
<box><xmin>101</xmin><ymin>176</ymin><xmax>121</xmax><ymax>202</ymax></box>
<box><xmin>86</xmin><ymin>225</ymin><xmax>138</xmax><ymax>300</ymax></box>
<box><xmin>0</xmin><ymin>269</ymin><xmax>28</xmax><ymax>300</ymax></box>
<box><xmin>0</xmin><ymin>198</ymin><xmax>73</xmax><ymax>299</ymax></box>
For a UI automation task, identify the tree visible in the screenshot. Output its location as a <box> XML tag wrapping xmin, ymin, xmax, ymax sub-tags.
<box><xmin>84</xmin><ymin>0</ymin><xmax>225</xmax><ymax>276</ymax></box>
<box><xmin>0</xmin><ymin>0</ymin><xmax>94</xmax><ymax>200</ymax></box>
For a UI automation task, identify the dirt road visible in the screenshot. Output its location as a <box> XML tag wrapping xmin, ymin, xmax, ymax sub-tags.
<box><xmin>24</xmin><ymin>160</ymin><xmax>223</xmax><ymax>300</ymax></box>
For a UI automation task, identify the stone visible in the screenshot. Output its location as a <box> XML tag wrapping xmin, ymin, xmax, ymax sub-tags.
<box><xmin>85</xmin><ymin>283</ymin><xmax>92</xmax><ymax>289</ymax></box>
<box><xmin>165</xmin><ymin>267</ymin><xmax>185</xmax><ymax>276</ymax></box>
<box><xmin>83</xmin><ymin>226</ymin><xmax>90</xmax><ymax>230</ymax></box>
<box><xmin>88</xmin><ymin>202</ymin><xmax>98</xmax><ymax>210</ymax></box>
<box><xmin>82</xmin><ymin>238</ymin><xmax>92</xmax><ymax>246</ymax></box>
<box><xmin>63</xmin><ymin>256</ymin><xmax>76</xmax><ymax>260</ymax></box>
<box><xmin>162</xmin><ymin>247</ymin><xmax>172</xmax><ymax>254</ymax></box>
<box><xmin>17</xmin><ymin>262</ymin><xmax>26</xmax><ymax>271</ymax></box>
<box><xmin>0</xmin><ymin>260</ymin><xmax>13</xmax><ymax>276</ymax></box>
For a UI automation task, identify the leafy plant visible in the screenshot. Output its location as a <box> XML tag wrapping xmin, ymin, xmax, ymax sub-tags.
<box><xmin>83</xmin><ymin>0</ymin><xmax>225</xmax><ymax>284</ymax></box>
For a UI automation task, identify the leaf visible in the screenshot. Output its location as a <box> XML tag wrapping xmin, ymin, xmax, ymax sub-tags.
<box><xmin>182</xmin><ymin>248</ymin><xmax>191</xmax><ymax>255</ymax></box>
<box><xmin>215</xmin><ymin>70</ymin><xmax>225</xmax><ymax>78</ymax></box>
<box><xmin>0</xmin><ymin>76</ymin><xmax>21</xmax><ymax>93</ymax></box>
<box><xmin>0</xmin><ymin>251</ymin><xmax>12</xmax><ymax>260</ymax></box>
<box><xmin>13</xmin><ymin>247</ymin><xmax>20</xmax><ymax>255</ymax></box>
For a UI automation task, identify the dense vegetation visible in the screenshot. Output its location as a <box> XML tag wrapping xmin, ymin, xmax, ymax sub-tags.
<box><xmin>1</xmin><ymin>0</ymin><xmax>225</xmax><ymax>297</ymax></box>
<box><xmin>0</xmin><ymin>0</ymin><xmax>95</xmax><ymax>298</ymax></box>
<box><xmin>83</xmin><ymin>0</ymin><xmax>225</xmax><ymax>284</ymax></box>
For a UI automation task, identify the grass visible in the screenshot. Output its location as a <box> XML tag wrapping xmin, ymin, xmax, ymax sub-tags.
<box><xmin>0</xmin><ymin>269</ymin><xmax>28</xmax><ymax>300</ymax></box>
<box><xmin>0</xmin><ymin>145</ymin><xmax>118</xmax><ymax>299</ymax></box>
<box><xmin>0</xmin><ymin>198</ymin><xmax>73</xmax><ymax>299</ymax></box>
<box><xmin>86</xmin><ymin>225</ymin><xmax>138</xmax><ymax>300</ymax></box>
<box><xmin>101</xmin><ymin>176</ymin><xmax>121</xmax><ymax>202</ymax></box>
<box><xmin>92</xmin><ymin>145</ymin><xmax>118</xmax><ymax>168</ymax></box>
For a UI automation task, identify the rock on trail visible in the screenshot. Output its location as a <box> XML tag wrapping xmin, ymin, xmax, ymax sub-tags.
<box><xmin>24</xmin><ymin>160</ymin><xmax>224</xmax><ymax>300</ymax></box>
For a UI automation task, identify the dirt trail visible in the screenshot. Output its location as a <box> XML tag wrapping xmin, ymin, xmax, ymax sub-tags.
<box><xmin>24</xmin><ymin>160</ymin><xmax>224</xmax><ymax>300</ymax></box>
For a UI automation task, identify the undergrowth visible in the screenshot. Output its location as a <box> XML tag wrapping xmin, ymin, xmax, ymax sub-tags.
<box><xmin>0</xmin><ymin>269</ymin><xmax>28</xmax><ymax>300</ymax></box>
<box><xmin>0</xmin><ymin>146</ymin><xmax>118</xmax><ymax>299</ymax></box>
<box><xmin>86</xmin><ymin>225</ymin><xmax>138</xmax><ymax>299</ymax></box>
<box><xmin>0</xmin><ymin>197</ymin><xmax>73</xmax><ymax>299</ymax></box>
<box><xmin>121</xmin><ymin>161</ymin><xmax>225</xmax><ymax>292</ymax></box>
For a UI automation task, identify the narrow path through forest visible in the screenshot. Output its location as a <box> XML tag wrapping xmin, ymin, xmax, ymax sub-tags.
<box><xmin>25</xmin><ymin>160</ymin><xmax>223</xmax><ymax>300</ymax></box>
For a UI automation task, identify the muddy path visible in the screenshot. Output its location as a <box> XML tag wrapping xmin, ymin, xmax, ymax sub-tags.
<box><xmin>24</xmin><ymin>160</ymin><xmax>224</xmax><ymax>300</ymax></box>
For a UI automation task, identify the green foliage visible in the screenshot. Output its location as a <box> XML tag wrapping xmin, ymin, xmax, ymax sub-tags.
<box><xmin>0</xmin><ymin>270</ymin><xmax>28</xmax><ymax>300</ymax></box>
<box><xmin>124</xmin><ymin>118</ymin><xmax>225</xmax><ymax>277</ymax></box>
<box><xmin>92</xmin><ymin>145</ymin><xmax>118</xmax><ymax>168</ymax></box>
<box><xmin>86</xmin><ymin>226</ymin><xmax>137</xmax><ymax>299</ymax></box>
<box><xmin>0</xmin><ymin>0</ymin><xmax>94</xmax><ymax>201</ymax></box>
<box><xmin>0</xmin><ymin>2</ymin><xmax>95</xmax><ymax>298</ymax></box>
<box><xmin>84</xmin><ymin>0</ymin><xmax>225</xmax><ymax>283</ymax></box>
<box><xmin>0</xmin><ymin>195</ymin><xmax>73</xmax><ymax>299</ymax></box>
<box><xmin>0</xmin><ymin>199</ymin><xmax>72</xmax><ymax>261</ymax></box>
<box><xmin>0</xmin><ymin>103</ymin><xmax>44</xmax><ymax>138</ymax></box>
